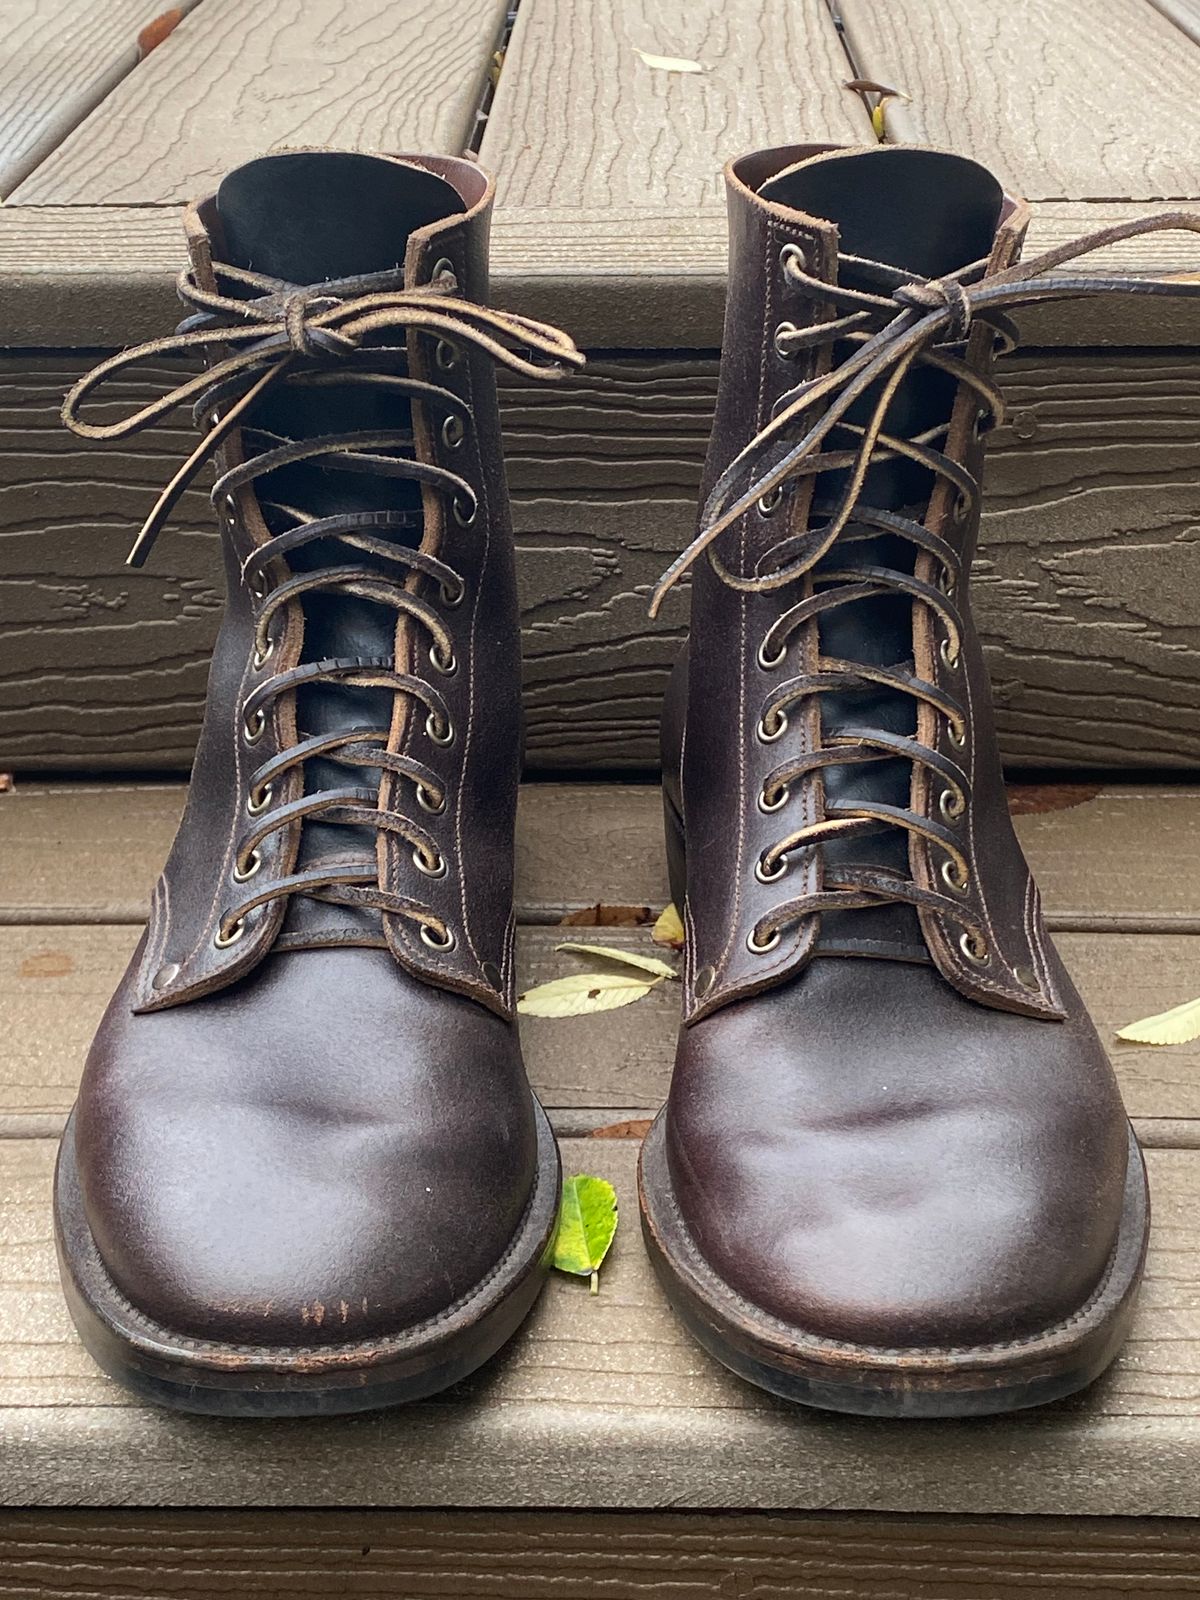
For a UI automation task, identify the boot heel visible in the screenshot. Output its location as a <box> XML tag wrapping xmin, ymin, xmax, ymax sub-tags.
<box><xmin>663</xmin><ymin>792</ymin><xmax>687</xmax><ymax>914</ymax></box>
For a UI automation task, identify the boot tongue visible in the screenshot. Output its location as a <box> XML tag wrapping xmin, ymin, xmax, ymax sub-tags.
<box><xmin>757</xmin><ymin>149</ymin><xmax>1004</xmax><ymax>961</ymax></box>
<box><xmin>757</xmin><ymin>147</ymin><xmax>1003</xmax><ymax>281</ymax></box>
<box><xmin>216</xmin><ymin>149</ymin><xmax>464</xmax><ymax>283</ymax></box>
<box><xmin>213</xmin><ymin>152</ymin><xmax>467</xmax><ymax>950</ymax></box>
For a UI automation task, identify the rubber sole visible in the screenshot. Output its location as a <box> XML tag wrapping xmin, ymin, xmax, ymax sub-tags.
<box><xmin>639</xmin><ymin>1113</ymin><xmax>1150</xmax><ymax>1418</ymax></box>
<box><xmin>54</xmin><ymin>1101</ymin><xmax>561</xmax><ymax>1417</ymax></box>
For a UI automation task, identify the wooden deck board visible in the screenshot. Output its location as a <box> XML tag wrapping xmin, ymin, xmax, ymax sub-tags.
<box><xmin>9</xmin><ymin>0</ymin><xmax>509</xmax><ymax>206</ymax></box>
<box><xmin>837</xmin><ymin>0</ymin><xmax>1200</xmax><ymax>202</ymax></box>
<box><xmin>2</xmin><ymin>921</ymin><xmax>1198</xmax><ymax>1136</ymax></box>
<box><xmin>4</xmin><ymin>350</ymin><xmax>1199</xmax><ymax>775</ymax></box>
<box><xmin>2</xmin><ymin>782</ymin><xmax>1196</xmax><ymax>928</ymax></box>
<box><xmin>478</xmin><ymin>0</ymin><xmax>871</xmax><ymax>209</ymax></box>
<box><xmin>4</xmin><ymin>1136</ymin><xmax>1200</xmax><ymax>1512</ymax></box>
<box><xmin>5</xmin><ymin>1507</ymin><xmax>1200</xmax><ymax>1599</ymax></box>
<box><xmin>0</xmin><ymin>0</ymin><xmax>196</xmax><ymax>200</ymax></box>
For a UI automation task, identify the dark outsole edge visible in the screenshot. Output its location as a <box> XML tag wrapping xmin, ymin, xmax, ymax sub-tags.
<box><xmin>638</xmin><ymin>1114</ymin><xmax>1150</xmax><ymax>1418</ymax></box>
<box><xmin>54</xmin><ymin>1101</ymin><xmax>561</xmax><ymax>1418</ymax></box>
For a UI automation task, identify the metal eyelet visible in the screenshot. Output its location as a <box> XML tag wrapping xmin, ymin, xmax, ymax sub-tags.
<box><xmin>452</xmin><ymin>494</ymin><xmax>477</xmax><ymax>527</ymax></box>
<box><xmin>425</xmin><ymin>710</ymin><xmax>455</xmax><ymax>746</ymax></box>
<box><xmin>247</xmin><ymin>571</ymin><xmax>267</xmax><ymax>602</ymax></box>
<box><xmin>420</xmin><ymin>922</ymin><xmax>456</xmax><ymax>951</ymax></box>
<box><xmin>441</xmin><ymin>414</ymin><xmax>466</xmax><ymax>450</ymax></box>
<box><xmin>939</xmin><ymin>786</ymin><xmax>966</xmax><ymax>823</ymax></box>
<box><xmin>440</xmin><ymin>578</ymin><xmax>465</xmax><ymax>609</ymax></box>
<box><xmin>247</xmin><ymin>782</ymin><xmax>273</xmax><ymax>816</ymax></box>
<box><xmin>940</xmin><ymin>636</ymin><xmax>960</xmax><ymax>668</ymax></box>
<box><xmin>973</xmin><ymin>410</ymin><xmax>997</xmax><ymax>441</ymax></box>
<box><xmin>1014</xmin><ymin>963</ymin><xmax>1041</xmax><ymax>993</ymax></box>
<box><xmin>941</xmin><ymin>857</ymin><xmax>970</xmax><ymax>894</ymax></box>
<box><xmin>222</xmin><ymin>492</ymin><xmax>238</xmax><ymax>520</ymax></box>
<box><xmin>758</xmin><ymin>782</ymin><xmax>790</xmax><ymax>814</ymax></box>
<box><xmin>252</xmin><ymin>637</ymin><xmax>274</xmax><ymax>670</ymax></box>
<box><xmin>754</xmin><ymin>853</ymin><xmax>788</xmax><ymax>884</ymax></box>
<box><xmin>947</xmin><ymin>719</ymin><xmax>967</xmax><ymax>749</ymax></box>
<box><xmin>417</xmin><ymin>784</ymin><xmax>446</xmax><ymax>815</ymax></box>
<box><xmin>756</xmin><ymin>638</ymin><xmax>786</xmax><ymax>670</ymax></box>
<box><xmin>756</xmin><ymin>710</ymin><xmax>788</xmax><ymax>744</ymax></box>
<box><xmin>960</xmin><ymin>930</ymin><xmax>990</xmax><ymax>966</ymax></box>
<box><xmin>243</xmin><ymin>708</ymin><xmax>266</xmax><ymax>745</ymax></box>
<box><xmin>232</xmin><ymin>848</ymin><xmax>262</xmax><ymax>883</ymax></box>
<box><xmin>747</xmin><ymin>925</ymin><xmax>782</xmax><ymax>955</ymax></box>
<box><xmin>780</xmin><ymin>242</ymin><xmax>809</xmax><ymax>277</ymax></box>
<box><xmin>430</xmin><ymin>257</ymin><xmax>456</xmax><ymax>287</ymax></box>
<box><xmin>435</xmin><ymin>339</ymin><xmax>459</xmax><ymax>372</ymax></box>
<box><xmin>430</xmin><ymin>642</ymin><xmax>457</xmax><ymax>676</ymax></box>
<box><xmin>953</xmin><ymin>489</ymin><xmax>971</xmax><ymax>520</ymax></box>
<box><xmin>773</xmin><ymin>321</ymin><xmax>799</xmax><ymax>359</ymax></box>
<box><xmin>413</xmin><ymin>847</ymin><xmax>448</xmax><ymax>880</ymax></box>
<box><xmin>936</xmin><ymin>565</ymin><xmax>956</xmax><ymax>596</ymax></box>
<box><xmin>758</xmin><ymin>485</ymin><xmax>784</xmax><ymax>517</ymax></box>
<box><xmin>213</xmin><ymin>917</ymin><xmax>246</xmax><ymax>949</ymax></box>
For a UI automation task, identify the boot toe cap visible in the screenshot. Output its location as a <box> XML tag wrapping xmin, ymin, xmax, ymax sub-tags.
<box><xmin>73</xmin><ymin>948</ymin><xmax>537</xmax><ymax>1348</ymax></box>
<box><xmin>665</xmin><ymin>960</ymin><xmax>1131</xmax><ymax>1350</ymax></box>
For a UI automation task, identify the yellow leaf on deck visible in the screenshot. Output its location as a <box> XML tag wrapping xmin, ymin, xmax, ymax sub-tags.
<box><xmin>634</xmin><ymin>48</ymin><xmax>706</xmax><ymax>73</ymax></box>
<box><xmin>652</xmin><ymin>903</ymin><xmax>686</xmax><ymax>949</ymax></box>
<box><xmin>517</xmin><ymin>970</ymin><xmax>661</xmax><ymax>1018</ymax></box>
<box><xmin>556</xmin><ymin>941</ymin><xmax>677</xmax><ymax>980</ymax></box>
<box><xmin>1115</xmin><ymin>995</ymin><xmax>1200</xmax><ymax>1046</ymax></box>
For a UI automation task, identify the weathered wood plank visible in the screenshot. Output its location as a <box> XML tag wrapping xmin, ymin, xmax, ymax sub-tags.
<box><xmin>5</xmin><ymin>1507</ymin><xmax>1200</xmax><ymax>1598</ymax></box>
<box><xmin>3</xmin><ymin>200</ymin><xmax>1199</xmax><ymax>352</ymax></box>
<box><xmin>5</xmin><ymin>782</ymin><xmax>1200</xmax><ymax>926</ymax></box>
<box><xmin>4</xmin><ymin>351</ymin><xmax>1199</xmax><ymax>772</ymax></box>
<box><xmin>2</xmin><ymin>781</ymin><xmax>1197</xmax><ymax>928</ymax></box>
<box><xmin>479</xmin><ymin>0</ymin><xmax>871</xmax><ymax>210</ymax></box>
<box><xmin>0</xmin><ymin>783</ymin><xmax>669</xmax><ymax>924</ymax></box>
<box><xmin>1149</xmin><ymin>0</ymin><xmax>1200</xmax><ymax>45</ymax></box>
<box><xmin>1</xmin><ymin>921</ymin><xmax>1196</xmax><ymax>1134</ymax></box>
<box><xmin>838</xmin><ymin>0</ymin><xmax>1200</xmax><ymax>202</ymax></box>
<box><xmin>11</xmin><ymin>0</ymin><xmax>509</xmax><ymax>206</ymax></box>
<box><xmin>4</xmin><ymin>1136</ymin><xmax>1200</xmax><ymax>1512</ymax></box>
<box><xmin>0</xmin><ymin>0</ymin><xmax>197</xmax><ymax>200</ymax></box>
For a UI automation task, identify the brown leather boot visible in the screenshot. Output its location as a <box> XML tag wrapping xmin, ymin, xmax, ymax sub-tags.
<box><xmin>54</xmin><ymin>151</ymin><xmax>581</xmax><ymax>1415</ymax></box>
<box><xmin>641</xmin><ymin>144</ymin><xmax>1200</xmax><ymax>1416</ymax></box>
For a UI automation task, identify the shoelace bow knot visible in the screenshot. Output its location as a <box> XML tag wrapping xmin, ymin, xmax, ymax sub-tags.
<box><xmin>649</xmin><ymin>210</ymin><xmax>1200</xmax><ymax>958</ymax></box>
<box><xmin>63</xmin><ymin>260</ymin><xmax>582</xmax><ymax>951</ymax></box>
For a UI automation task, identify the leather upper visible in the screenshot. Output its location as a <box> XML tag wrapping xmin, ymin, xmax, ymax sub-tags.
<box><xmin>659</xmin><ymin>144</ymin><xmax>1136</xmax><ymax>1350</ymax></box>
<box><xmin>68</xmin><ymin>151</ymin><xmax>554</xmax><ymax>1345</ymax></box>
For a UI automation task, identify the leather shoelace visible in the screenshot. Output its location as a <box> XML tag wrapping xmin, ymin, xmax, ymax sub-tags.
<box><xmin>63</xmin><ymin>260</ymin><xmax>582</xmax><ymax>951</ymax></box>
<box><xmin>650</xmin><ymin>212</ymin><xmax>1200</xmax><ymax>958</ymax></box>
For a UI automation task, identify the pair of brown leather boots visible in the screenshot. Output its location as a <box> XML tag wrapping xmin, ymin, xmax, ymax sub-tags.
<box><xmin>56</xmin><ymin>144</ymin><xmax>1198</xmax><ymax>1419</ymax></box>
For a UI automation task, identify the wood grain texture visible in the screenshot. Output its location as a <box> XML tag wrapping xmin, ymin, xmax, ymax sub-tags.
<box><xmin>5</xmin><ymin>1508</ymin><xmax>1200</xmax><ymax>1599</ymax></box>
<box><xmin>1149</xmin><ymin>0</ymin><xmax>1200</xmax><ymax>44</ymax></box>
<box><xmin>4</xmin><ymin>351</ymin><xmax>1199</xmax><ymax>772</ymax></box>
<box><xmin>4</xmin><ymin>781</ymin><xmax>1198</xmax><ymax>928</ymax></box>
<box><xmin>2</xmin><ymin>200</ymin><xmax>1198</xmax><ymax>351</ymax></box>
<box><xmin>11</xmin><ymin>0</ymin><xmax>510</xmax><ymax>205</ymax></box>
<box><xmin>5</xmin><ymin>1136</ymin><xmax>1200</xmax><ymax>1512</ymax></box>
<box><xmin>0</xmin><ymin>782</ymin><xmax>669</xmax><ymax>924</ymax></box>
<box><xmin>838</xmin><ymin>0</ymin><xmax>1200</xmax><ymax>202</ymax></box>
<box><xmin>1</xmin><ymin>920</ymin><xmax>1197</xmax><ymax>1134</ymax></box>
<box><xmin>0</xmin><ymin>0</ymin><xmax>190</xmax><ymax>199</ymax></box>
<box><xmin>479</xmin><ymin>0</ymin><xmax>871</xmax><ymax>210</ymax></box>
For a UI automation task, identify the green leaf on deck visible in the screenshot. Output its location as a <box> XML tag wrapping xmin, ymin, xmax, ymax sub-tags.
<box><xmin>517</xmin><ymin>969</ymin><xmax>659</xmax><ymax>1017</ymax></box>
<box><xmin>555</xmin><ymin>941</ymin><xmax>678</xmax><ymax>979</ymax></box>
<box><xmin>652</xmin><ymin>903</ymin><xmax>686</xmax><ymax>949</ymax></box>
<box><xmin>553</xmin><ymin>1175</ymin><xmax>619</xmax><ymax>1293</ymax></box>
<box><xmin>1116</xmin><ymin>995</ymin><xmax>1200</xmax><ymax>1046</ymax></box>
